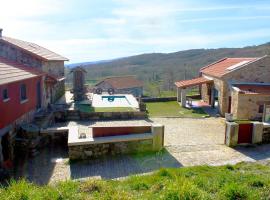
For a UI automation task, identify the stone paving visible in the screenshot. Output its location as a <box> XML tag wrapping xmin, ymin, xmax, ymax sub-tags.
<box><xmin>14</xmin><ymin>118</ymin><xmax>270</xmax><ymax>185</ymax></box>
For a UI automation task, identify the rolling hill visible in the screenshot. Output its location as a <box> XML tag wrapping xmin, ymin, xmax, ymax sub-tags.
<box><xmin>65</xmin><ymin>42</ymin><xmax>270</xmax><ymax>95</ymax></box>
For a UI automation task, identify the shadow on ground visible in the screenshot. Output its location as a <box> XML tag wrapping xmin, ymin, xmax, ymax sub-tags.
<box><xmin>13</xmin><ymin>140</ymin><xmax>69</xmax><ymax>185</ymax></box>
<box><xmin>234</xmin><ymin>144</ymin><xmax>270</xmax><ymax>161</ymax></box>
<box><xmin>70</xmin><ymin>149</ymin><xmax>182</xmax><ymax>180</ymax></box>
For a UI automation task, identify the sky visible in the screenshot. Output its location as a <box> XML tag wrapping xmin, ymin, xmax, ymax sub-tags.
<box><xmin>0</xmin><ymin>0</ymin><xmax>270</xmax><ymax>63</ymax></box>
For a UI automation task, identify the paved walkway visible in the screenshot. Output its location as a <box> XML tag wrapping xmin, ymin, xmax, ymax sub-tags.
<box><xmin>14</xmin><ymin>118</ymin><xmax>270</xmax><ymax>184</ymax></box>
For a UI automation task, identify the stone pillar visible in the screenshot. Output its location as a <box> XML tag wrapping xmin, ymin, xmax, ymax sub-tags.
<box><xmin>177</xmin><ymin>87</ymin><xmax>181</xmax><ymax>102</ymax></box>
<box><xmin>181</xmin><ymin>89</ymin><xmax>187</xmax><ymax>107</ymax></box>
<box><xmin>252</xmin><ymin>122</ymin><xmax>263</xmax><ymax>144</ymax></box>
<box><xmin>225</xmin><ymin>121</ymin><xmax>239</xmax><ymax>147</ymax></box>
<box><xmin>152</xmin><ymin>124</ymin><xmax>164</xmax><ymax>151</ymax></box>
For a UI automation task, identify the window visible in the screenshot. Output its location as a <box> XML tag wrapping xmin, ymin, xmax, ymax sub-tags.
<box><xmin>2</xmin><ymin>88</ymin><xmax>9</xmax><ymax>101</ymax></box>
<box><xmin>258</xmin><ymin>105</ymin><xmax>264</xmax><ymax>113</ymax></box>
<box><xmin>20</xmin><ymin>84</ymin><xmax>27</xmax><ymax>101</ymax></box>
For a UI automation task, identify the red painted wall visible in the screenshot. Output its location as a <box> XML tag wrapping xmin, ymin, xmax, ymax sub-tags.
<box><xmin>0</xmin><ymin>76</ymin><xmax>43</xmax><ymax>129</ymax></box>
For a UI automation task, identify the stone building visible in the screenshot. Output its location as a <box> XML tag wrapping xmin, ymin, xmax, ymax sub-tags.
<box><xmin>0</xmin><ymin>29</ymin><xmax>68</xmax><ymax>105</ymax></box>
<box><xmin>175</xmin><ymin>55</ymin><xmax>270</xmax><ymax>120</ymax></box>
<box><xmin>0</xmin><ymin>29</ymin><xmax>68</xmax><ymax>169</ymax></box>
<box><xmin>95</xmin><ymin>76</ymin><xmax>143</xmax><ymax>97</ymax></box>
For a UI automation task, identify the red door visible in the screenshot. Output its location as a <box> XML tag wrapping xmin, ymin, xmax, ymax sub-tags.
<box><xmin>238</xmin><ymin>123</ymin><xmax>253</xmax><ymax>144</ymax></box>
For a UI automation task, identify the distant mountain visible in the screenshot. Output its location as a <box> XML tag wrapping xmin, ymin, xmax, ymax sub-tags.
<box><xmin>66</xmin><ymin>58</ymin><xmax>120</xmax><ymax>68</ymax></box>
<box><xmin>65</xmin><ymin>42</ymin><xmax>270</xmax><ymax>91</ymax></box>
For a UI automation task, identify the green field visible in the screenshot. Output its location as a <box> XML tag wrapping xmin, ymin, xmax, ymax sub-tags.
<box><xmin>2</xmin><ymin>162</ymin><xmax>270</xmax><ymax>199</ymax></box>
<box><xmin>146</xmin><ymin>101</ymin><xmax>208</xmax><ymax>118</ymax></box>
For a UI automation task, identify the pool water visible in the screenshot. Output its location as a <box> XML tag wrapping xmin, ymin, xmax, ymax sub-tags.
<box><xmin>92</xmin><ymin>94</ymin><xmax>139</xmax><ymax>108</ymax></box>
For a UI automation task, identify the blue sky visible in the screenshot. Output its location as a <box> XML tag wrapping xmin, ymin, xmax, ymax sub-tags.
<box><xmin>0</xmin><ymin>0</ymin><xmax>270</xmax><ymax>63</ymax></box>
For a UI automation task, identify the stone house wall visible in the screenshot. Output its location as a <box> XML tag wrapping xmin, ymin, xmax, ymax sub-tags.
<box><xmin>0</xmin><ymin>41</ymin><xmax>42</xmax><ymax>68</ymax></box>
<box><xmin>232</xmin><ymin>91</ymin><xmax>270</xmax><ymax>120</ymax></box>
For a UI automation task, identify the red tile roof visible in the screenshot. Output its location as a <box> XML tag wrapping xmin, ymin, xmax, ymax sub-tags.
<box><xmin>200</xmin><ymin>57</ymin><xmax>258</xmax><ymax>77</ymax></box>
<box><xmin>234</xmin><ymin>84</ymin><xmax>270</xmax><ymax>95</ymax></box>
<box><xmin>175</xmin><ymin>76</ymin><xmax>213</xmax><ymax>88</ymax></box>
<box><xmin>96</xmin><ymin>76</ymin><xmax>143</xmax><ymax>89</ymax></box>
<box><xmin>1</xmin><ymin>36</ymin><xmax>68</xmax><ymax>61</ymax></box>
<box><xmin>0</xmin><ymin>57</ymin><xmax>45</xmax><ymax>85</ymax></box>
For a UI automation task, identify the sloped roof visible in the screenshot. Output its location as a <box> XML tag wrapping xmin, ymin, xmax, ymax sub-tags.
<box><xmin>175</xmin><ymin>76</ymin><xmax>213</xmax><ymax>88</ymax></box>
<box><xmin>1</xmin><ymin>36</ymin><xmax>68</xmax><ymax>61</ymax></box>
<box><xmin>233</xmin><ymin>84</ymin><xmax>270</xmax><ymax>95</ymax></box>
<box><xmin>200</xmin><ymin>57</ymin><xmax>259</xmax><ymax>78</ymax></box>
<box><xmin>96</xmin><ymin>76</ymin><xmax>143</xmax><ymax>89</ymax></box>
<box><xmin>175</xmin><ymin>77</ymin><xmax>213</xmax><ymax>88</ymax></box>
<box><xmin>0</xmin><ymin>57</ymin><xmax>45</xmax><ymax>85</ymax></box>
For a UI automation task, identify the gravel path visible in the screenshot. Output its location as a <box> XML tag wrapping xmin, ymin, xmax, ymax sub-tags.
<box><xmin>14</xmin><ymin>118</ymin><xmax>270</xmax><ymax>184</ymax></box>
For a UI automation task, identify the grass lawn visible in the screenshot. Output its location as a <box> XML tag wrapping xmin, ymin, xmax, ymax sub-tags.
<box><xmin>2</xmin><ymin>162</ymin><xmax>270</xmax><ymax>199</ymax></box>
<box><xmin>146</xmin><ymin>101</ymin><xmax>208</xmax><ymax>117</ymax></box>
<box><xmin>75</xmin><ymin>104</ymin><xmax>135</xmax><ymax>113</ymax></box>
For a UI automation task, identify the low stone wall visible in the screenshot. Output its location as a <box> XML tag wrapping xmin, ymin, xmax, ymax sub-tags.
<box><xmin>141</xmin><ymin>97</ymin><xmax>177</xmax><ymax>102</ymax></box>
<box><xmin>141</xmin><ymin>95</ymin><xmax>201</xmax><ymax>102</ymax></box>
<box><xmin>69</xmin><ymin>139</ymin><xmax>153</xmax><ymax>160</ymax></box>
<box><xmin>54</xmin><ymin>110</ymin><xmax>147</xmax><ymax>121</ymax></box>
<box><xmin>68</xmin><ymin>124</ymin><xmax>164</xmax><ymax>160</ymax></box>
<box><xmin>80</xmin><ymin>111</ymin><xmax>146</xmax><ymax>120</ymax></box>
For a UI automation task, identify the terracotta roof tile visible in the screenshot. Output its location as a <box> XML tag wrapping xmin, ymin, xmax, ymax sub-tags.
<box><xmin>0</xmin><ymin>57</ymin><xmax>45</xmax><ymax>85</ymax></box>
<box><xmin>1</xmin><ymin>36</ymin><xmax>68</xmax><ymax>61</ymax></box>
<box><xmin>175</xmin><ymin>76</ymin><xmax>213</xmax><ymax>88</ymax></box>
<box><xmin>200</xmin><ymin>57</ymin><xmax>258</xmax><ymax>77</ymax></box>
<box><xmin>96</xmin><ymin>76</ymin><xmax>143</xmax><ymax>89</ymax></box>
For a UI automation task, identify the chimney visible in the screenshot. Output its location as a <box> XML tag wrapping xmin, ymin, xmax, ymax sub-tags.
<box><xmin>0</xmin><ymin>29</ymin><xmax>2</xmax><ymax>38</ymax></box>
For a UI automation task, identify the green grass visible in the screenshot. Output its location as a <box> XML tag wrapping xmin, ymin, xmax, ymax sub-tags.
<box><xmin>75</xmin><ymin>104</ymin><xmax>135</xmax><ymax>113</ymax></box>
<box><xmin>146</xmin><ymin>101</ymin><xmax>208</xmax><ymax>117</ymax></box>
<box><xmin>2</xmin><ymin>162</ymin><xmax>270</xmax><ymax>199</ymax></box>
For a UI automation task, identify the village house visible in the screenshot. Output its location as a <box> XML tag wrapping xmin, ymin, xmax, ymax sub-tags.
<box><xmin>0</xmin><ymin>29</ymin><xmax>68</xmax><ymax>168</ymax></box>
<box><xmin>175</xmin><ymin>56</ymin><xmax>270</xmax><ymax>120</ymax></box>
<box><xmin>95</xmin><ymin>75</ymin><xmax>143</xmax><ymax>97</ymax></box>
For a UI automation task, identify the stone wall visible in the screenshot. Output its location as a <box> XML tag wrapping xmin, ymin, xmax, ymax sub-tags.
<box><xmin>262</xmin><ymin>127</ymin><xmax>270</xmax><ymax>143</ymax></box>
<box><xmin>41</xmin><ymin>61</ymin><xmax>65</xmax><ymax>77</ymax></box>
<box><xmin>232</xmin><ymin>93</ymin><xmax>270</xmax><ymax>120</ymax></box>
<box><xmin>0</xmin><ymin>41</ymin><xmax>42</xmax><ymax>68</ymax></box>
<box><xmin>69</xmin><ymin>140</ymin><xmax>153</xmax><ymax>160</ymax></box>
<box><xmin>142</xmin><ymin>96</ymin><xmax>177</xmax><ymax>102</ymax></box>
<box><xmin>0</xmin><ymin>108</ymin><xmax>36</xmax><ymax>167</ymax></box>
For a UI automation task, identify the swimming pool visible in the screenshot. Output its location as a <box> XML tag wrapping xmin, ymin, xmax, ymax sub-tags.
<box><xmin>92</xmin><ymin>94</ymin><xmax>139</xmax><ymax>108</ymax></box>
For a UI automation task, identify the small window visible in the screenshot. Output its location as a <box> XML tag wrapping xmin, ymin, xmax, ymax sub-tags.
<box><xmin>258</xmin><ymin>105</ymin><xmax>264</xmax><ymax>113</ymax></box>
<box><xmin>2</xmin><ymin>88</ymin><xmax>9</xmax><ymax>101</ymax></box>
<box><xmin>20</xmin><ymin>84</ymin><xmax>27</xmax><ymax>101</ymax></box>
